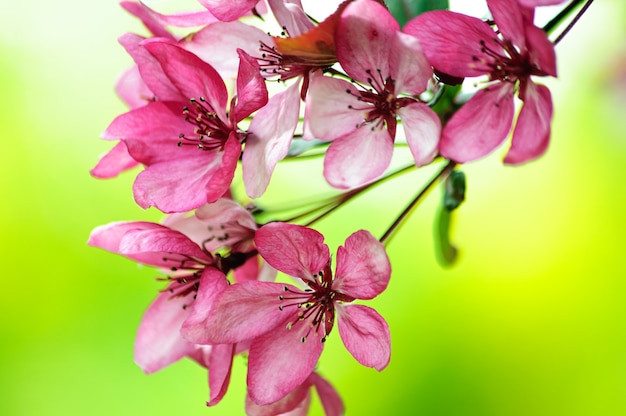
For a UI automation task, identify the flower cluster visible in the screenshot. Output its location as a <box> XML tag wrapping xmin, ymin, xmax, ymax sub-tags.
<box><xmin>90</xmin><ymin>0</ymin><xmax>581</xmax><ymax>414</ymax></box>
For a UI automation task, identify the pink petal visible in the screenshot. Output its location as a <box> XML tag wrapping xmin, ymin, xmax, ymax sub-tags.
<box><xmin>184</xmin><ymin>281</ymin><xmax>287</xmax><ymax>344</ymax></box>
<box><xmin>518</xmin><ymin>0</ymin><xmax>567</xmax><ymax>6</ymax></box>
<box><xmin>87</xmin><ymin>221</ymin><xmax>163</xmax><ymax>255</ymax></box>
<box><xmin>336</xmin><ymin>304</ymin><xmax>391</xmax><ymax>371</ymax></box>
<box><xmin>336</xmin><ymin>0</ymin><xmax>399</xmax><ymax>83</ymax></box>
<box><xmin>195</xmin><ymin>198</ymin><xmax>257</xmax><ymax>231</ymax></box>
<box><xmin>207</xmin><ymin>343</ymin><xmax>236</xmax><ymax>406</ymax></box>
<box><xmin>487</xmin><ymin>0</ymin><xmax>527</xmax><ymax>50</ymax></box>
<box><xmin>118</xmin><ymin>227</ymin><xmax>212</xmax><ymax>266</ymax></box>
<box><xmin>143</xmin><ymin>40</ymin><xmax>229</xmax><ymax>120</ymax></box>
<box><xmin>204</xmin><ymin>133</ymin><xmax>241</xmax><ymax>204</ymax></box>
<box><xmin>134</xmin><ymin>290</ymin><xmax>196</xmax><ymax>373</ymax></box>
<box><xmin>90</xmin><ymin>141</ymin><xmax>139</xmax><ymax>179</ymax></box>
<box><xmin>121</xmin><ymin>0</ymin><xmax>218</xmax><ymax>29</ymax></box>
<box><xmin>243</xmin><ymin>81</ymin><xmax>301</xmax><ymax>198</ymax></box>
<box><xmin>120</xmin><ymin>1</ymin><xmax>177</xmax><ymax>39</ymax></box>
<box><xmin>233</xmin><ymin>49</ymin><xmax>268</xmax><ymax>123</ymax></box>
<box><xmin>267</xmin><ymin>0</ymin><xmax>315</xmax><ymax>37</ymax></box>
<box><xmin>248</xmin><ymin>322</ymin><xmax>324</xmax><ymax>405</ymax></box>
<box><xmin>525</xmin><ymin>24</ymin><xmax>557</xmax><ymax>77</ymax></box>
<box><xmin>304</xmin><ymin>75</ymin><xmax>367</xmax><ymax>142</ymax></box>
<box><xmin>310</xmin><ymin>372</ymin><xmax>344</xmax><ymax>416</ymax></box>
<box><xmin>404</xmin><ymin>11</ymin><xmax>503</xmax><ymax>78</ymax></box>
<box><xmin>114</xmin><ymin>66</ymin><xmax>153</xmax><ymax>109</ymax></box>
<box><xmin>245</xmin><ymin>376</ymin><xmax>312</xmax><ymax>416</ymax></box>
<box><xmin>389</xmin><ymin>32</ymin><xmax>432</xmax><ymax>95</ymax></box>
<box><xmin>119</xmin><ymin>33</ymin><xmax>182</xmax><ymax>102</ymax></box>
<box><xmin>439</xmin><ymin>82</ymin><xmax>515</xmax><ymax>163</ymax></box>
<box><xmin>397</xmin><ymin>102</ymin><xmax>441</xmax><ymax>166</ymax></box>
<box><xmin>180</xmin><ymin>267</ymin><xmax>230</xmax><ymax>344</ymax></box>
<box><xmin>323</xmin><ymin>124</ymin><xmax>394</xmax><ymax>189</ymax></box>
<box><xmin>504</xmin><ymin>82</ymin><xmax>553</xmax><ymax>164</ymax></box>
<box><xmin>333</xmin><ymin>230</ymin><xmax>390</xmax><ymax>300</ymax></box>
<box><xmin>254</xmin><ymin>222</ymin><xmax>330</xmax><ymax>281</ymax></box>
<box><xmin>199</xmin><ymin>0</ymin><xmax>258</xmax><ymax>21</ymax></box>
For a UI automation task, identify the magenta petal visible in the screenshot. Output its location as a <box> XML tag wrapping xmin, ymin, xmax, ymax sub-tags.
<box><xmin>143</xmin><ymin>40</ymin><xmax>228</xmax><ymax>119</ymax></box>
<box><xmin>504</xmin><ymin>82</ymin><xmax>553</xmax><ymax>164</ymax></box>
<box><xmin>102</xmin><ymin>101</ymin><xmax>187</xmax><ymax>142</ymax></box>
<box><xmin>487</xmin><ymin>0</ymin><xmax>526</xmax><ymax>50</ymax></box>
<box><xmin>204</xmin><ymin>133</ymin><xmax>240</xmax><ymax>204</ymax></box>
<box><xmin>90</xmin><ymin>141</ymin><xmax>139</xmax><ymax>179</ymax></box>
<box><xmin>334</xmin><ymin>230</ymin><xmax>390</xmax><ymax>300</ymax></box>
<box><xmin>255</xmin><ymin>223</ymin><xmax>329</xmax><ymax>281</ymax></box>
<box><xmin>243</xmin><ymin>81</ymin><xmax>301</xmax><ymax>198</ymax></box>
<box><xmin>440</xmin><ymin>83</ymin><xmax>515</xmax><ymax>163</ymax></box>
<box><xmin>336</xmin><ymin>304</ymin><xmax>391</xmax><ymax>371</ymax></box>
<box><xmin>519</xmin><ymin>0</ymin><xmax>567</xmax><ymax>6</ymax></box>
<box><xmin>187</xmin><ymin>281</ymin><xmax>287</xmax><ymax>344</ymax></box>
<box><xmin>119</xmin><ymin>227</ymin><xmax>211</xmax><ymax>266</ymax></box>
<box><xmin>525</xmin><ymin>24</ymin><xmax>557</xmax><ymax>77</ymax></box>
<box><xmin>207</xmin><ymin>343</ymin><xmax>235</xmax><ymax>406</ymax></box>
<box><xmin>248</xmin><ymin>324</ymin><xmax>324</xmax><ymax>405</ymax></box>
<box><xmin>245</xmin><ymin>376</ymin><xmax>312</xmax><ymax>416</ymax></box>
<box><xmin>404</xmin><ymin>11</ymin><xmax>502</xmax><ymax>78</ymax></box>
<box><xmin>310</xmin><ymin>372</ymin><xmax>344</xmax><ymax>416</ymax></box>
<box><xmin>323</xmin><ymin>125</ymin><xmax>393</xmax><ymax>189</ymax></box>
<box><xmin>233</xmin><ymin>49</ymin><xmax>268</xmax><ymax>123</ymax></box>
<box><xmin>336</xmin><ymin>0</ymin><xmax>398</xmax><ymax>83</ymax></box>
<box><xmin>134</xmin><ymin>290</ymin><xmax>196</xmax><ymax>373</ymax></box>
<box><xmin>120</xmin><ymin>1</ymin><xmax>177</xmax><ymax>39</ymax></box>
<box><xmin>180</xmin><ymin>268</ymin><xmax>230</xmax><ymax>344</ymax></box>
<box><xmin>397</xmin><ymin>103</ymin><xmax>441</xmax><ymax>166</ymax></box>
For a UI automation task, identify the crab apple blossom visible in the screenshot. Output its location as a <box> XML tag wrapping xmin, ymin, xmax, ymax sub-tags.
<box><xmin>101</xmin><ymin>40</ymin><xmax>267</xmax><ymax>212</ymax></box>
<box><xmin>304</xmin><ymin>0</ymin><xmax>441</xmax><ymax>189</ymax></box>
<box><xmin>404</xmin><ymin>0</ymin><xmax>556</xmax><ymax>165</ymax></box>
<box><xmin>182</xmin><ymin>222</ymin><xmax>391</xmax><ymax>405</ymax></box>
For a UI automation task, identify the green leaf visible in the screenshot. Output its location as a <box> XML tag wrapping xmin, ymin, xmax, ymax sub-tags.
<box><xmin>434</xmin><ymin>170</ymin><xmax>466</xmax><ymax>266</ymax></box>
<box><xmin>385</xmin><ymin>0</ymin><xmax>449</xmax><ymax>27</ymax></box>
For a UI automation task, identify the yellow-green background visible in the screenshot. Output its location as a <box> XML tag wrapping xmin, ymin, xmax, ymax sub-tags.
<box><xmin>1</xmin><ymin>1</ymin><xmax>626</xmax><ymax>415</ymax></box>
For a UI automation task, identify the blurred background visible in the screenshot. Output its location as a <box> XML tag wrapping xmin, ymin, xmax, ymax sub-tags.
<box><xmin>1</xmin><ymin>0</ymin><xmax>626</xmax><ymax>415</ymax></box>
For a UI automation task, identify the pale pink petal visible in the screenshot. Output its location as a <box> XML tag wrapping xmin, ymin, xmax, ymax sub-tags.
<box><xmin>525</xmin><ymin>24</ymin><xmax>557</xmax><ymax>77</ymax></box>
<box><xmin>119</xmin><ymin>227</ymin><xmax>212</xmax><ymax>266</ymax></box>
<box><xmin>143</xmin><ymin>40</ymin><xmax>229</xmax><ymax>120</ymax></box>
<box><xmin>233</xmin><ymin>49</ymin><xmax>268</xmax><ymax>123</ymax></box>
<box><xmin>195</xmin><ymin>198</ymin><xmax>257</xmax><ymax>230</ymax></box>
<box><xmin>404</xmin><ymin>11</ymin><xmax>503</xmax><ymax>78</ymax></box>
<box><xmin>389</xmin><ymin>32</ymin><xmax>432</xmax><ymax>95</ymax></box>
<box><xmin>304</xmin><ymin>75</ymin><xmax>367</xmax><ymax>141</ymax></box>
<box><xmin>243</xmin><ymin>81</ymin><xmax>301</xmax><ymax>198</ymax></box>
<box><xmin>333</xmin><ymin>230</ymin><xmax>390</xmax><ymax>300</ymax></box>
<box><xmin>199</xmin><ymin>0</ymin><xmax>258</xmax><ymax>21</ymax></box>
<box><xmin>504</xmin><ymin>82</ymin><xmax>553</xmax><ymax>164</ymax></box>
<box><xmin>336</xmin><ymin>304</ymin><xmax>391</xmax><ymax>371</ymax></box>
<box><xmin>248</xmin><ymin>323</ymin><xmax>324</xmax><ymax>405</ymax></box>
<box><xmin>336</xmin><ymin>0</ymin><xmax>398</xmax><ymax>83</ymax></box>
<box><xmin>207</xmin><ymin>343</ymin><xmax>236</xmax><ymax>406</ymax></box>
<box><xmin>439</xmin><ymin>82</ymin><xmax>515</xmax><ymax>163</ymax></box>
<box><xmin>245</xmin><ymin>376</ymin><xmax>312</xmax><ymax>416</ymax></box>
<box><xmin>134</xmin><ymin>290</ymin><xmax>196</xmax><ymax>373</ymax></box>
<box><xmin>254</xmin><ymin>222</ymin><xmax>330</xmax><ymax>281</ymax></box>
<box><xmin>87</xmin><ymin>221</ymin><xmax>163</xmax><ymax>255</ymax></box>
<box><xmin>310</xmin><ymin>372</ymin><xmax>344</xmax><ymax>416</ymax></box>
<box><xmin>323</xmin><ymin>125</ymin><xmax>394</xmax><ymax>189</ymax></box>
<box><xmin>397</xmin><ymin>102</ymin><xmax>441</xmax><ymax>166</ymax></box>
<box><xmin>119</xmin><ymin>33</ymin><xmax>182</xmax><ymax>101</ymax></box>
<box><xmin>132</xmin><ymin>152</ymin><xmax>225</xmax><ymax>213</ymax></box>
<box><xmin>185</xmin><ymin>281</ymin><xmax>287</xmax><ymax>344</ymax></box>
<box><xmin>121</xmin><ymin>0</ymin><xmax>218</xmax><ymax>29</ymax></box>
<box><xmin>115</xmin><ymin>66</ymin><xmax>153</xmax><ymax>109</ymax></box>
<box><xmin>183</xmin><ymin>21</ymin><xmax>272</xmax><ymax>81</ymax></box>
<box><xmin>487</xmin><ymin>0</ymin><xmax>527</xmax><ymax>50</ymax></box>
<box><xmin>267</xmin><ymin>0</ymin><xmax>314</xmax><ymax>37</ymax></box>
<box><xmin>90</xmin><ymin>141</ymin><xmax>139</xmax><ymax>179</ymax></box>
<box><xmin>180</xmin><ymin>268</ymin><xmax>230</xmax><ymax>344</ymax></box>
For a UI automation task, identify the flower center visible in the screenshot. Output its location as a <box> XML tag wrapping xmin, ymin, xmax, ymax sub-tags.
<box><xmin>472</xmin><ymin>37</ymin><xmax>540</xmax><ymax>83</ymax></box>
<box><xmin>177</xmin><ymin>97</ymin><xmax>232</xmax><ymax>151</ymax></box>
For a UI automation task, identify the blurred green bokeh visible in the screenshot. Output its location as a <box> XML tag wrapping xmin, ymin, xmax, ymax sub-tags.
<box><xmin>1</xmin><ymin>1</ymin><xmax>626</xmax><ymax>415</ymax></box>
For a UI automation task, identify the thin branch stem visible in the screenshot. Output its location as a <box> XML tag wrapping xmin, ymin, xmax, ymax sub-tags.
<box><xmin>542</xmin><ymin>0</ymin><xmax>586</xmax><ymax>35</ymax></box>
<box><xmin>553</xmin><ymin>0</ymin><xmax>594</xmax><ymax>46</ymax></box>
<box><xmin>380</xmin><ymin>161</ymin><xmax>456</xmax><ymax>245</ymax></box>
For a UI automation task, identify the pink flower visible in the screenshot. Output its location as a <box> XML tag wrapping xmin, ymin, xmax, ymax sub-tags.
<box><xmin>182</xmin><ymin>222</ymin><xmax>391</xmax><ymax>404</ymax></box>
<box><xmin>304</xmin><ymin>0</ymin><xmax>441</xmax><ymax>189</ymax></box>
<box><xmin>404</xmin><ymin>0</ymin><xmax>556</xmax><ymax>164</ymax></box>
<box><xmin>245</xmin><ymin>371</ymin><xmax>344</xmax><ymax>416</ymax></box>
<box><xmin>102</xmin><ymin>40</ymin><xmax>267</xmax><ymax>212</ymax></box>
